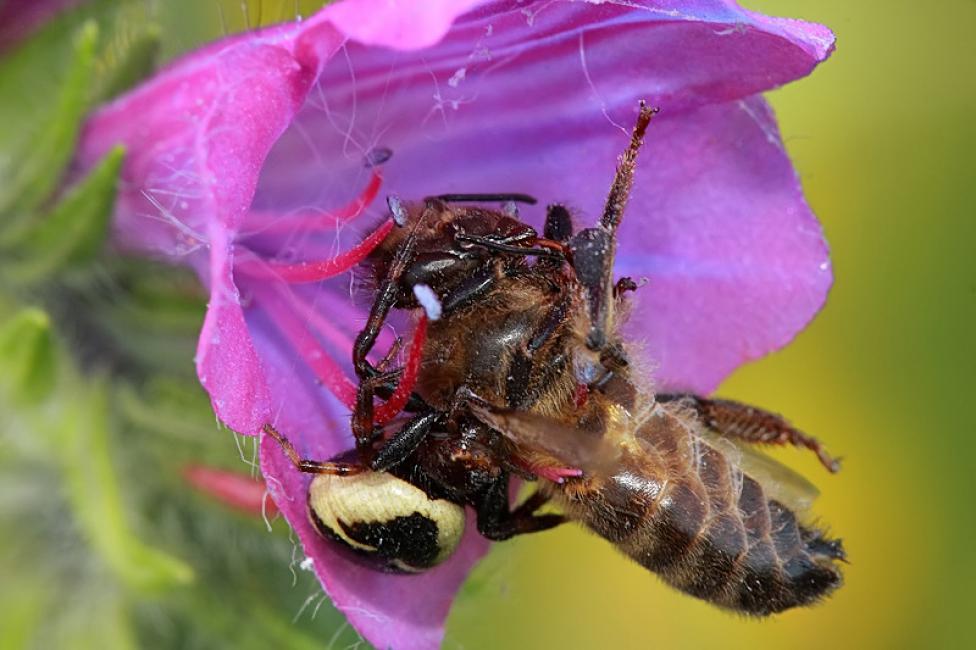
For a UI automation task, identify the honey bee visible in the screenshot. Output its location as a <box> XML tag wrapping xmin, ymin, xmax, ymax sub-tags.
<box><xmin>265</xmin><ymin>102</ymin><xmax>844</xmax><ymax>614</ymax></box>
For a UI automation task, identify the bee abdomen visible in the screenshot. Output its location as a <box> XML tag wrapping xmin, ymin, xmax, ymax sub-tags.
<box><xmin>608</xmin><ymin>446</ymin><xmax>843</xmax><ymax>615</ymax></box>
<box><xmin>651</xmin><ymin>472</ymin><xmax>843</xmax><ymax>614</ymax></box>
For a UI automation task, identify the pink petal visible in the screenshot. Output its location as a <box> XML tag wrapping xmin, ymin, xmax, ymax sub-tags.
<box><xmin>195</xmin><ymin>228</ymin><xmax>272</xmax><ymax>436</ymax></box>
<box><xmin>304</xmin><ymin>0</ymin><xmax>485</xmax><ymax>51</ymax></box>
<box><xmin>79</xmin><ymin>22</ymin><xmax>315</xmax><ymax>255</ymax></box>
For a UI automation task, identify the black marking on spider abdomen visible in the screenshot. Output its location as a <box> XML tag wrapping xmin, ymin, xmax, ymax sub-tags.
<box><xmin>309</xmin><ymin>508</ymin><xmax>442</xmax><ymax>574</ymax></box>
<box><xmin>339</xmin><ymin>513</ymin><xmax>441</xmax><ymax>569</ymax></box>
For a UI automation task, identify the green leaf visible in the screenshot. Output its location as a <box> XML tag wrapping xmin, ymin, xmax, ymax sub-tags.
<box><xmin>2</xmin><ymin>146</ymin><xmax>124</xmax><ymax>283</ymax></box>
<box><xmin>117</xmin><ymin>380</ymin><xmax>215</xmax><ymax>444</ymax></box>
<box><xmin>93</xmin><ymin>25</ymin><xmax>161</xmax><ymax>102</ymax></box>
<box><xmin>0</xmin><ymin>1</ymin><xmax>162</xmax><ymax>236</ymax></box>
<box><xmin>0</xmin><ymin>308</ymin><xmax>57</xmax><ymax>404</ymax></box>
<box><xmin>61</xmin><ymin>382</ymin><xmax>195</xmax><ymax>592</ymax></box>
<box><xmin>0</xmin><ymin>574</ymin><xmax>48</xmax><ymax>650</ymax></box>
<box><xmin>0</xmin><ymin>20</ymin><xmax>98</xmax><ymax>220</ymax></box>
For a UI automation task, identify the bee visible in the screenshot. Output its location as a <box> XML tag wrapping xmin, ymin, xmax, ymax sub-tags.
<box><xmin>265</xmin><ymin>102</ymin><xmax>845</xmax><ymax>613</ymax></box>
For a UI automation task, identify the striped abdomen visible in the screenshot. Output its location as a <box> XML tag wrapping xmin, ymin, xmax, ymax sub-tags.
<box><xmin>551</xmin><ymin>404</ymin><xmax>844</xmax><ymax>615</ymax></box>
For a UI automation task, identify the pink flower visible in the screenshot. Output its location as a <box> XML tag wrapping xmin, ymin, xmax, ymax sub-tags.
<box><xmin>77</xmin><ymin>1</ymin><xmax>834</xmax><ymax>648</ymax></box>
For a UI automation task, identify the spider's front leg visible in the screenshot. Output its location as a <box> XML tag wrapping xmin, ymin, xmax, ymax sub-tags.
<box><xmin>262</xmin><ymin>424</ymin><xmax>364</xmax><ymax>476</ymax></box>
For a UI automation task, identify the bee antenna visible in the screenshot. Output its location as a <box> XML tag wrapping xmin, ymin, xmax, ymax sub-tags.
<box><xmin>600</xmin><ymin>101</ymin><xmax>658</xmax><ymax>232</ymax></box>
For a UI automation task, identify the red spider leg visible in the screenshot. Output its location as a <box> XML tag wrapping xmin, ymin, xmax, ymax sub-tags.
<box><xmin>373</xmin><ymin>313</ymin><xmax>428</xmax><ymax>426</ymax></box>
<box><xmin>182</xmin><ymin>464</ymin><xmax>277</xmax><ymax>518</ymax></box>
<box><xmin>250</xmin><ymin>283</ymin><xmax>357</xmax><ymax>409</ymax></box>
<box><xmin>236</xmin><ymin>218</ymin><xmax>394</xmax><ymax>283</ymax></box>
<box><xmin>240</xmin><ymin>167</ymin><xmax>383</xmax><ymax>236</ymax></box>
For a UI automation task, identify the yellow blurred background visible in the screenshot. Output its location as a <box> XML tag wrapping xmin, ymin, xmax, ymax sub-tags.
<box><xmin>153</xmin><ymin>1</ymin><xmax>976</xmax><ymax>647</ymax></box>
<box><xmin>6</xmin><ymin>1</ymin><xmax>971</xmax><ymax>648</ymax></box>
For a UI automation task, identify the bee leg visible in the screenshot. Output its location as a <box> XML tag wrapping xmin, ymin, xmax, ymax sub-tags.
<box><xmin>475</xmin><ymin>476</ymin><xmax>565</xmax><ymax>541</ymax></box>
<box><xmin>368</xmin><ymin>368</ymin><xmax>430</xmax><ymax>413</ymax></box>
<box><xmin>351</xmin><ymin>203</ymin><xmax>437</xmax><ymax>458</ymax></box>
<box><xmin>369</xmin><ymin>411</ymin><xmax>439</xmax><ymax>472</ymax></box>
<box><xmin>368</xmin><ymin>340</ymin><xmax>433</xmax><ymax>412</ymax></box>
<box><xmin>657</xmin><ymin>394</ymin><xmax>842</xmax><ymax>473</ymax></box>
<box><xmin>510</xmin><ymin>488</ymin><xmax>557</xmax><ymax>517</ymax></box>
<box><xmin>351</xmin><ymin>319</ymin><xmax>429</xmax><ymax>459</ymax></box>
<box><xmin>261</xmin><ymin>424</ymin><xmax>365</xmax><ymax>476</ymax></box>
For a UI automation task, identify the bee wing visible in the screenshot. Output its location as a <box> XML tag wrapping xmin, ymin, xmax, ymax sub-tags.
<box><xmin>703</xmin><ymin>431</ymin><xmax>821</xmax><ymax>514</ymax></box>
<box><xmin>470</xmin><ymin>405</ymin><xmax>622</xmax><ymax>476</ymax></box>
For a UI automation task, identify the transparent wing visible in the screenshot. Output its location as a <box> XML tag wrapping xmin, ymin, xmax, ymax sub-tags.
<box><xmin>703</xmin><ymin>431</ymin><xmax>821</xmax><ymax>514</ymax></box>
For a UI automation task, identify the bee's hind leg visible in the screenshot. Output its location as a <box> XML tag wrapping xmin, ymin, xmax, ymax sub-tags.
<box><xmin>656</xmin><ymin>394</ymin><xmax>842</xmax><ymax>473</ymax></box>
<box><xmin>475</xmin><ymin>475</ymin><xmax>565</xmax><ymax>541</ymax></box>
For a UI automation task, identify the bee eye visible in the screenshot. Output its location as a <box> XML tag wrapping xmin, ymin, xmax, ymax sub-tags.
<box><xmin>306</xmin><ymin>471</ymin><xmax>465</xmax><ymax>573</ymax></box>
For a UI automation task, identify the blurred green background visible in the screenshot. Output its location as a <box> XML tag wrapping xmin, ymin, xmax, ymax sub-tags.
<box><xmin>1</xmin><ymin>1</ymin><xmax>973</xmax><ymax>649</ymax></box>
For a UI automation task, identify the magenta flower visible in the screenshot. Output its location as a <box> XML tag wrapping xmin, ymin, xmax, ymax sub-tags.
<box><xmin>76</xmin><ymin>1</ymin><xmax>834</xmax><ymax>648</ymax></box>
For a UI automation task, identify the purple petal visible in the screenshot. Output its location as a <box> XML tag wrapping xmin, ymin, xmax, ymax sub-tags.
<box><xmin>616</xmin><ymin>96</ymin><xmax>831</xmax><ymax>392</ymax></box>
<box><xmin>252</xmin><ymin>0</ymin><xmax>836</xmax><ymax>219</ymax></box>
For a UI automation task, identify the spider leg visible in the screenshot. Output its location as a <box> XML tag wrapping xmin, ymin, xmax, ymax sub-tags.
<box><xmin>370</xmin><ymin>411</ymin><xmax>439</xmax><ymax>472</ymax></box>
<box><xmin>262</xmin><ymin>424</ymin><xmax>364</xmax><ymax>476</ymax></box>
